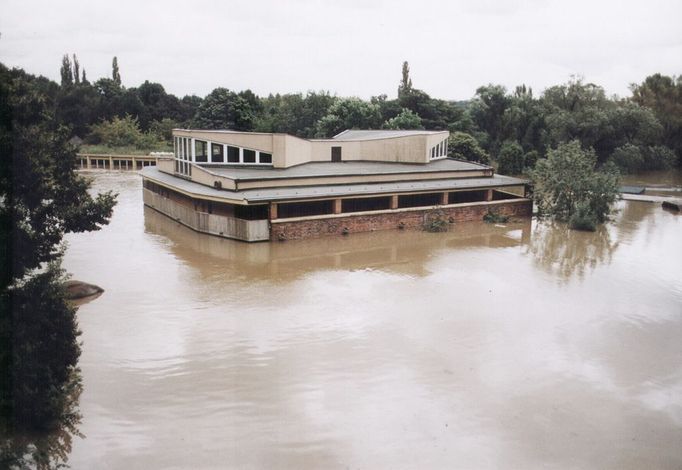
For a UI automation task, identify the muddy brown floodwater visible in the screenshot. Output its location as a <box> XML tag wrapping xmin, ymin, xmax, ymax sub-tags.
<box><xmin>62</xmin><ymin>171</ymin><xmax>682</xmax><ymax>469</ymax></box>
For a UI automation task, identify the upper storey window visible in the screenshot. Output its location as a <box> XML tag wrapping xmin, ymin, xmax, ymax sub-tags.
<box><xmin>195</xmin><ymin>140</ymin><xmax>208</xmax><ymax>163</ymax></box>
<box><xmin>430</xmin><ymin>138</ymin><xmax>448</xmax><ymax>159</ymax></box>
<box><xmin>174</xmin><ymin>136</ymin><xmax>273</xmax><ymax>167</ymax></box>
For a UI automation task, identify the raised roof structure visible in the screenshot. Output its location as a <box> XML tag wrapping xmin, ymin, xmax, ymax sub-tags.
<box><xmin>140</xmin><ymin>129</ymin><xmax>531</xmax><ymax>241</ymax></box>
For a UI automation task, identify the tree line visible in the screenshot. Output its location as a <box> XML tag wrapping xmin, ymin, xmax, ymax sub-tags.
<box><xmin>11</xmin><ymin>55</ymin><xmax>681</xmax><ymax>173</ymax></box>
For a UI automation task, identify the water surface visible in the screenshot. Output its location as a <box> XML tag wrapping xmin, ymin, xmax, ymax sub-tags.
<box><xmin>63</xmin><ymin>171</ymin><xmax>682</xmax><ymax>469</ymax></box>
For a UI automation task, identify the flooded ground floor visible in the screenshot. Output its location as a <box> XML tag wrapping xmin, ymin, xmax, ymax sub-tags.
<box><xmin>61</xmin><ymin>171</ymin><xmax>682</xmax><ymax>469</ymax></box>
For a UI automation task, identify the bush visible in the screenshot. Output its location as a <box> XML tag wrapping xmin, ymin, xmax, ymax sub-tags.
<box><xmin>568</xmin><ymin>202</ymin><xmax>597</xmax><ymax>231</ymax></box>
<box><xmin>531</xmin><ymin>140</ymin><xmax>620</xmax><ymax>227</ymax></box>
<box><xmin>497</xmin><ymin>141</ymin><xmax>525</xmax><ymax>175</ymax></box>
<box><xmin>423</xmin><ymin>210</ymin><xmax>449</xmax><ymax>232</ymax></box>
<box><xmin>645</xmin><ymin>145</ymin><xmax>677</xmax><ymax>170</ymax></box>
<box><xmin>448</xmin><ymin>132</ymin><xmax>490</xmax><ymax>164</ymax></box>
<box><xmin>87</xmin><ymin>115</ymin><xmax>168</xmax><ymax>151</ymax></box>
<box><xmin>609</xmin><ymin>144</ymin><xmax>644</xmax><ymax>173</ymax></box>
<box><xmin>608</xmin><ymin>144</ymin><xmax>677</xmax><ymax>173</ymax></box>
<box><xmin>524</xmin><ymin>150</ymin><xmax>540</xmax><ymax>171</ymax></box>
<box><xmin>483</xmin><ymin>210</ymin><xmax>510</xmax><ymax>223</ymax></box>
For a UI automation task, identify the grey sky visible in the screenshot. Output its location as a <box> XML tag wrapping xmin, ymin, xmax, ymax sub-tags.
<box><xmin>1</xmin><ymin>0</ymin><xmax>680</xmax><ymax>100</ymax></box>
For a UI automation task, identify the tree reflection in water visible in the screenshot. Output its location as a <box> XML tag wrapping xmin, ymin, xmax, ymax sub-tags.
<box><xmin>528</xmin><ymin>220</ymin><xmax>618</xmax><ymax>281</ymax></box>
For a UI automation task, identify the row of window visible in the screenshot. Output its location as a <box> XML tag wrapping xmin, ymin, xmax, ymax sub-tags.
<box><xmin>173</xmin><ymin>137</ymin><xmax>273</xmax><ymax>166</ymax></box>
<box><xmin>430</xmin><ymin>138</ymin><xmax>448</xmax><ymax>159</ymax></box>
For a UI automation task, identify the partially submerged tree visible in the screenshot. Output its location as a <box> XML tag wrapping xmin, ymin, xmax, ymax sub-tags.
<box><xmin>531</xmin><ymin>140</ymin><xmax>620</xmax><ymax>231</ymax></box>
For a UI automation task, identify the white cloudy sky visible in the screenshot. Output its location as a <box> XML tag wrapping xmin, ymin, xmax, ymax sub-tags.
<box><xmin>1</xmin><ymin>0</ymin><xmax>680</xmax><ymax>100</ymax></box>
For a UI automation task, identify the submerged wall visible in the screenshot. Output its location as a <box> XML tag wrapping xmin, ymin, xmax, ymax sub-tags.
<box><xmin>143</xmin><ymin>189</ymin><xmax>269</xmax><ymax>242</ymax></box>
<box><xmin>270</xmin><ymin>199</ymin><xmax>532</xmax><ymax>241</ymax></box>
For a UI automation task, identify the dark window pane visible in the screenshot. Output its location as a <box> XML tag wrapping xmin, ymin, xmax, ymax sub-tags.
<box><xmin>341</xmin><ymin>197</ymin><xmax>391</xmax><ymax>213</ymax></box>
<box><xmin>235</xmin><ymin>204</ymin><xmax>268</xmax><ymax>220</ymax></box>
<box><xmin>398</xmin><ymin>193</ymin><xmax>442</xmax><ymax>208</ymax></box>
<box><xmin>195</xmin><ymin>140</ymin><xmax>208</xmax><ymax>162</ymax></box>
<box><xmin>259</xmin><ymin>152</ymin><xmax>272</xmax><ymax>164</ymax></box>
<box><xmin>211</xmin><ymin>143</ymin><xmax>224</xmax><ymax>163</ymax></box>
<box><xmin>278</xmin><ymin>200</ymin><xmax>334</xmax><ymax>218</ymax></box>
<box><xmin>227</xmin><ymin>146</ymin><xmax>240</xmax><ymax>163</ymax></box>
<box><xmin>243</xmin><ymin>149</ymin><xmax>256</xmax><ymax>163</ymax></box>
<box><xmin>448</xmin><ymin>190</ymin><xmax>488</xmax><ymax>204</ymax></box>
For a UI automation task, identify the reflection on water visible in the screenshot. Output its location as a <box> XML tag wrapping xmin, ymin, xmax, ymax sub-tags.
<box><xmin>528</xmin><ymin>220</ymin><xmax>617</xmax><ymax>281</ymax></box>
<box><xmin>144</xmin><ymin>206</ymin><xmax>533</xmax><ymax>281</ymax></box>
<box><xmin>61</xmin><ymin>172</ymin><xmax>682</xmax><ymax>469</ymax></box>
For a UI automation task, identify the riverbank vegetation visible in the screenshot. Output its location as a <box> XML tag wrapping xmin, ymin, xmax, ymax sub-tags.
<box><xmin>4</xmin><ymin>55</ymin><xmax>680</xmax><ymax>176</ymax></box>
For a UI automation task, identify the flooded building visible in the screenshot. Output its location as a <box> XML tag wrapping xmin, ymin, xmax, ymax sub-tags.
<box><xmin>140</xmin><ymin>129</ymin><xmax>531</xmax><ymax>242</ymax></box>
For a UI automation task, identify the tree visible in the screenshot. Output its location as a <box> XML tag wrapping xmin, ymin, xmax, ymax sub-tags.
<box><xmin>315</xmin><ymin>97</ymin><xmax>381</xmax><ymax>137</ymax></box>
<box><xmin>531</xmin><ymin>140</ymin><xmax>620</xmax><ymax>230</ymax></box>
<box><xmin>256</xmin><ymin>91</ymin><xmax>335</xmax><ymax>137</ymax></box>
<box><xmin>469</xmin><ymin>84</ymin><xmax>512</xmax><ymax>156</ymax></box>
<box><xmin>448</xmin><ymin>131</ymin><xmax>490</xmax><ymax>164</ymax></box>
<box><xmin>192</xmin><ymin>88</ymin><xmax>259</xmax><ymax>131</ymax></box>
<box><xmin>1</xmin><ymin>62</ymin><xmax>117</xmax><ymax>466</ymax></box>
<box><xmin>631</xmin><ymin>74</ymin><xmax>682</xmax><ymax>165</ymax></box>
<box><xmin>59</xmin><ymin>54</ymin><xmax>73</xmax><ymax>87</ymax></box>
<box><xmin>382</xmin><ymin>108</ymin><xmax>423</xmax><ymax>129</ymax></box>
<box><xmin>497</xmin><ymin>141</ymin><xmax>525</xmax><ymax>175</ymax></box>
<box><xmin>398</xmin><ymin>61</ymin><xmax>413</xmax><ymax>98</ymax></box>
<box><xmin>88</xmin><ymin>115</ymin><xmax>146</xmax><ymax>148</ymax></box>
<box><xmin>72</xmin><ymin>54</ymin><xmax>80</xmax><ymax>85</ymax></box>
<box><xmin>112</xmin><ymin>56</ymin><xmax>121</xmax><ymax>86</ymax></box>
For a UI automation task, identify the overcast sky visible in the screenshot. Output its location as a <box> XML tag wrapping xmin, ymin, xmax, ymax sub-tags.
<box><xmin>1</xmin><ymin>0</ymin><xmax>680</xmax><ymax>101</ymax></box>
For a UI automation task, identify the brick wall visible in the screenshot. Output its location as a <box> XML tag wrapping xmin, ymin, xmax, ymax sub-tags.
<box><xmin>270</xmin><ymin>199</ymin><xmax>532</xmax><ymax>240</ymax></box>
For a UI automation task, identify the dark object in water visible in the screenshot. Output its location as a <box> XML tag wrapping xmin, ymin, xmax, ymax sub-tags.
<box><xmin>63</xmin><ymin>280</ymin><xmax>104</xmax><ymax>300</ymax></box>
<box><xmin>662</xmin><ymin>200</ymin><xmax>680</xmax><ymax>212</ymax></box>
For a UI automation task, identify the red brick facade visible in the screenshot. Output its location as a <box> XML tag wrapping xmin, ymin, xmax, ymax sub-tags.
<box><xmin>270</xmin><ymin>199</ymin><xmax>532</xmax><ymax>241</ymax></box>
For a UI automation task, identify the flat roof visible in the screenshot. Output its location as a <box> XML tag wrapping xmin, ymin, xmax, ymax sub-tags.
<box><xmin>173</xmin><ymin>128</ymin><xmax>447</xmax><ymax>143</ymax></box>
<box><xmin>331</xmin><ymin>129</ymin><xmax>447</xmax><ymax>141</ymax></box>
<box><xmin>200</xmin><ymin>159</ymin><xmax>489</xmax><ymax>182</ymax></box>
<box><xmin>141</xmin><ymin>167</ymin><xmax>527</xmax><ymax>204</ymax></box>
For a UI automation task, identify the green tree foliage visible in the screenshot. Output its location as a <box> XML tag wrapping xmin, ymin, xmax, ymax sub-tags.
<box><xmin>448</xmin><ymin>131</ymin><xmax>490</xmax><ymax>164</ymax></box>
<box><xmin>315</xmin><ymin>97</ymin><xmax>381</xmax><ymax>137</ymax></box>
<box><xmin>256</xmin><ymin>91</ymin><xmax>335</xmax><ymax>137</ymax></box>
<box><xmin>397</xmin><ymin>61</ymin><xmax>413</xmax><ymax>99</ymax></box>
<box><xmin>631</xmin><ymin>74</ymin><xmax>682</xmax><ymax>165</ymax></box>
<box><xmin>1</xmin><ymin>62</ymin><xmax>116</xmax><ymax>466</ymax></box>
<box><xmin>192</xmin><ymin>88</ymin><xmax>260</xmax><ymax>131</ymax></box>
<box><xmin>383</xmin><ymin>108</ymin><xmax>423</xmax><ymax>129</ymax></box>
<box><xmin>59</xmin><ymin>55</ymin><xmax>73</xmax><ymax>87</ymax></box>
<box><xmin>504</xmin><ymin>85</ymin><xmax>547</xmax><ymax>154</ymax></box>
<box><xmin>531</xmin><ymin>141</ymin><xmax>620</xmax><ymax>230</ymax></box>
<box><xmin>469</xmin><ymin>84</ymin><xmax>511</xmax><ymax>155</ymax></box>
<box><xmin>497</xmin><ymin>141</ymin><xmax>525</xmax><ymax>175</ymax></box>
<box><xmin>524</xmin><ymin>149</ymin><xmax>540</xmax><ymax>171</ymax></box>
<box><xmin>609</xmin><ymin>144</ymin><xmax>677</xmax><ymax>173</ymax></box>
<box><xmin>88</xmin><ymin>115</ymin><xmax>145</xmax><ymax>148</ymax></box>
<box><xmin>112</xmin><ymin>56</ymin><xmax>121</xmax><ymax>86</ymax></box>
